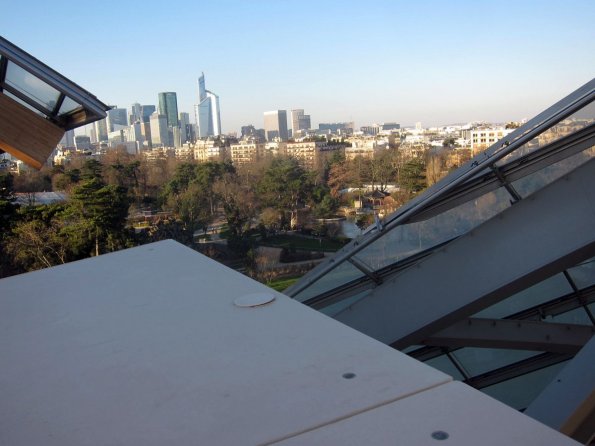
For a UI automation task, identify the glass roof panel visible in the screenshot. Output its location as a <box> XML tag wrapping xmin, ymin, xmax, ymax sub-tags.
<box><xmin>292</xmin><ymin>261</ymin><xmax>365</xmax><ymax>303</ymax></box>
<box><xmin>496</xmin><ymin>100</ymin><xmax>595</xmax><ymax>167</ymax></box>
<box><xmin>512</xmin><ymin>145</ymin><xmax>595</xmax><ymax>199</ymax></box>
<box><xmin>425</xmin><ymin>354</ymin><xmax>465</xmax><ymax>380</ymax></box>
<box><xmin>58</xmin><ymin>96</ymin><xmax>82</xmax><ymax>115</ymax></box>
<box><xmin>3</xmin><ymin>89</ymin><xmax>45</xmax><ymax>117</ymax></box>
<box><xmin>543</xmin><ymin>306</ymin><xmax>593</xmax><ymax>325</ymax></box>
<box><xmin>451</xmin><ymin>347</ymin><xmax>540</xmax><ymax>377</ymax></box>
<box><xmin>481</xmin><ymin>360</ymin><xmax>568</xmax><ymax>410</ymax></box>
<box><xmin>473</xmin><ymin>273</ymin><xmax>573</xmax><ymax>319</ymax></box>
<box><xmin>320</xmin><ymin>290</ymin><xmax>371</xmax><ymax>317</ymax></box>
<box><xmin>5</xmin><ymin>60</ymin><xmax>60</xmax><ymax>111</ymax></box>
<box><xmin>357</xmin><ymin>187</ymin><xmax>511</xmax><ymax>272</ymax></box>
<box><xmin>567</xmin><ymin>257</ymin><xmax>595</xmax><ymax>289</ymax></box>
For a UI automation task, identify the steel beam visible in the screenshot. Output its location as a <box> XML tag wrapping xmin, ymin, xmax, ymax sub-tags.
<box><xmin>334</xmin><ymin>159</ymin><xmax>595</xmax><ymax>349</ymax></box>
<box><xmin>424</xmin><ymin>318</ymin><xmax>594</xmax><ymax>354</ymax></box>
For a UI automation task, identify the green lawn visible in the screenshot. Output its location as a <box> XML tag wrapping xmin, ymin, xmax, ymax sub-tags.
<box><xmin>261</xmin><ymin>234</ymin><xmax>349</xmax><ymax>252</ymax></box>
<box><xmin>266</xmin><ymin>277</ymin><xmax>301</xmax><ymax>292</ymax></box>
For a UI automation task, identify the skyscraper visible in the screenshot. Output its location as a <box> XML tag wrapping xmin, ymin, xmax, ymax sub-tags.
<box><xmin>264</xmin><ymin>110</ymin><xmax>288</xmax><ymax>141</ymax></box>
<box><xmin>179</xmin><ymin>112</ymin><xmax>191</xmax><ymax>143</ymax></box>
<box><xmin>150</xmin><ymin>112</ymin><xmax>169</xmax><ymax>147</ymax></box>
<box><xmin>141</xmin><ymin>105</ymin><xmax>156</xmax><ymax>123</ymax></box>
<box><xmin>194</xmin><ymin>73</ymin><xmax>221</xmax><ymax>138</ymax></box>
<box><xmin>106</xmin><ymin>107</ymin><xmax>128</xmax><ymax>132</ymax></box>
<box><xmin>94</xmin><ymin>118</ymin><xmax>108</xmax><ymax>143</ymax></box>
<box><xmin>291</xmin><ymin>109</ymin><xmax>311</xmax><ymax>137</ymax></box>
<box><xmin>158</xmin><ymin>92</ymin><xmax>179</xmax><ymax>129</ymax></box>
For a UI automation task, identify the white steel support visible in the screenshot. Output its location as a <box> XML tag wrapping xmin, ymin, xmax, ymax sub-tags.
<box><xmin>424</xmin><ymin>318</ymin><xmax>594</xmax><ymax>354</ymax></box>
<box><xmin>525</xmin><ymin>336</ymin><xmax>595</xmax><ymax>444</ymax></box>
<box><xmin>334</xmin><ymin>159</ymin><xmax>595</xmax><ymax>349</ymax></box>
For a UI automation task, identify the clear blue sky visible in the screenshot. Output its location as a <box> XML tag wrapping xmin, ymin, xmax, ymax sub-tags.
<box><xmin>4</xmin><ymin>0</ymin><xmax>594</xmax><ymax>133</ymax></box>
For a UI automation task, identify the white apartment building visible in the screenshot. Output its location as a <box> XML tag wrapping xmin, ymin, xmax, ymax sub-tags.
<box><xmin>345</xmin><ymin>136</ymin><xmax>389</xmax><ymax>160</ymax></box>
<box><xmin>230</xmin><ymin>142</ymin><xmax>265</xmax><ymax>166</ymax></box>
<box><xmin>286</xmin><ymin>141</ymin><xmax>344</xmax><ymax>170</ymax></box>
<box><xmin>469</xmin><ymin>128</ymin><xmax>514</xmax><ymax>152</ymax></box>
<box><xmin>193</xmin><ymin>139</ymin><xmax>225</xmax><ymax>162</ymax></box>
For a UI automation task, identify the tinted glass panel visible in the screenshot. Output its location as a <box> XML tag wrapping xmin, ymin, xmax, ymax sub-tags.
<box><xmin>543</xmin><ymin>306</ymin><xmax>592</xmax><ymax>325</ymax></box>
<box><xmin>320</xmin><ymin>290</ymin><xmax>372</xmax><ymax>317</ymax></box>
<box><xmin>425</xmin><ymin>354</ymin><xmax>465</xmax><ymax>380</ymax></box>
<box><xmin>357</xmin><ymin>187</ymin><xmax>511</xmax><ymax>271</ymax></box>
<box><xmin>292</xmin><ymin>261</ymin><xmax>365</xmax><ymax>303</ymax></box>
<box><xmin>5</xmin><ymin>61</ymin><xmax>60</xmax><ymax>111</ymax></box>
<box><xmin>474</xmin><ymin>273</ymin><xmax>573</xmax><ymax>319</ymax></box>
<box><xmin>58</xmin><ymin>96</ymin><xmax>82</xmax><ymax>115</ymax></box>
<box><xmin>482</xmin><ymin>361</ymin><xmax>568</xmax><ymax>410</ymax></box>
<box><xmin>567</xmin><ymin>257</ymin><xmax>595</xmax><ymax>289</ymax></box>
<box><xmin>496</xmin><ymin>101</ymin><xmax>595</xmax><ymax>166</ymax></box>
<box><xmin>452</xmin><ymin>347</ymin><xmax>539</xmax><ymax>377</ymax></box>
<box><xmin>512</xmin><ymin>146</ymin><xmax>595</xmax><ymax>198</ymax></box>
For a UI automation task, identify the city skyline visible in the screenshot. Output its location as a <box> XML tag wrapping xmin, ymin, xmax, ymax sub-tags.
<box><xmin>3</xmin><ymin>0</ymin><xmax>594</xmax><ymax>133</ymax></box>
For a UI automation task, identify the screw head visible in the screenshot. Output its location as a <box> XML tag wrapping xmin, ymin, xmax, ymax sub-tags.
<box><xmin>431</xmin><ymin>431</ymin><xmax>449</xmax><ymax>440</ymax></box>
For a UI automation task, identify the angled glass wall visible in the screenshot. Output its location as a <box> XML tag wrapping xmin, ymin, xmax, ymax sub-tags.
<box><xmin>286</xmin><ymin>78</ymin><xmax>595</xmax><ymax>413</ymax></box>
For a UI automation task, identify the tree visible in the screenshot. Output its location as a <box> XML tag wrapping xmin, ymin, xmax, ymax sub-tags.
<box><xmin>399</xmin><ymin>159</ymin><xmax>427</xmax><ymax>195</ymax></box>
<box><xmin>65</xmin><ymin>177</ymin><xmax>131</xmax><ymax>256</ymax></box>
<box><xmin>258</xmin><ymin>157</ymin><xmax>313</xmax><ymax>228</ymax></box>
<box><xmin>214</xmin><ymin>173</ymin><xmax>258</xmax><ymax>239</ymax></box>
<box><xmin>0</xmin><ymin>173</ymin><xmax>19</xmax><ymax>277</ymax></box>
<box><xmin>5</xmin><ymin>216</ymin><xmax>69</xmax><ymax>270</ymax></box>
<box><xmin>167</xmin><ymin>182</ymin><xmax>211</xmax><ymax>234</ymax></box>
<box><xmin>426</xmin><ymin>154</ymin><xmax>445</xmax><ymax>186</ymax></box>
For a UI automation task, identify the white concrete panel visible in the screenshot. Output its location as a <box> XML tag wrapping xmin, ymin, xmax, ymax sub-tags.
<box><xmin>274</xmin><ymin>381</ymin><xmax>580</xmax><ymax>445</ymax></box>
<box><xmin>0</xmin><ymin>241</ymin><xmax>450</xmax><ymax>446</ymax></box>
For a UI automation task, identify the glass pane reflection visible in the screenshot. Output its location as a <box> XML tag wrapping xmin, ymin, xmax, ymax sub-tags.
<box><xmin>482</xmin><ymin>361</ymin><xmax>568</xmax><ymax>410</ymax></box>
<box><xmin>452</xmin><ymin>347</ymin><xmax>539</xmax><ymax>377</ymax></box>
<box><xmin>512</xmin><ymin>146</ymin><xmax>594</xmax><ymax>199</ymax></box>
<box><xmin>474</xmin><ymin>273</ymin><xmax>573</xmax><ymax>319</ymax></box>
<box><xmin>426</xmin><ymin>354</ymin><xmax>465</xmax><ymax>380</ymax></box>
<box><xmin>58</xmin><ymin>96</ymin><xmax>82</xmax><ymax>115</ymax></box>
<box><xmin>567</xmin><ymin>257</ymin><xmax>595</xmax><ymax>289</ymax></box>
<box><xmin>357</xmin><ymin>187</ymin><xmax>511</xmax><ymax>271</ymax></box>
<box><xmin>293</xmin><ymin>261</ymin><xmax>365</xmax><ymax>303</ymax></box>
<box><xmin>543</xmin><ymin>307</ymin><xmax>592</xmax><ymax>325</ymax></box>
<box><xmin>5</xmin><ymin>61</ymin><xmax>60</xmax><ymax>111</ymax></box>
<box><xmin>496</xmin><ymin>101</ymin><xmax>595</xmax><ymax>166</ymax></box>
<box><xmin>320</xmin><ymin>290</ymin><xmax>371</xmax><ymax>317</ymax></box>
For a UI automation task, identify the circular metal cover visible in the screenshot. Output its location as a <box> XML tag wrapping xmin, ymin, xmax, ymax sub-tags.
<box><xmin>234</xmin><ymin>293</ymin><xmax>276</xmax><ymax>308</ymax></box>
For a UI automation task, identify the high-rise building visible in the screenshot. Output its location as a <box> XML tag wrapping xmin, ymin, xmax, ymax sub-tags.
<box><xmin>179</xmin><ymin>112</ymin><xmax>191</xmax><ymax>144</ymax></box>
<box><xmin>58</xmin><ymin>129</ymin><xmax>75</xmax><ymax>148</ymax></box>
<box><xmin>291</xmin><ymin>109</ymin><xmax>311</xmax><ymax>137</ymax></box>
<box><xmin>319</xmin><ymin>122</ymin><xmax>354</xmax><ymax>134</ymax></box>
<box><xmin>94</xmin><ymin>118</ymin><xmax>108</xmax><ymax>142</ymax></box>
<box><xmin>150</xmin><ymin>112</ymin><xmax>169</xmax><ymax>147</ymax></box>
<box><xmin>130</xmin><ymin>103</ymin><xmax>142</xmax><ymax>123</ymax></box>
<box><xmin>74</xmin><ymin>135</ymin><xmax>91</xmax><ymax>151</ymax></box>
<box><xmin>264</xmin><ymin>110</ymin><xmax>288</xmax><ymax>141</ymax></box>
<box><xmin>158</xmin><ymin>92</ymin><xmax>179</xmax><ymax>129</ymax></box>
<box><xmin>106</xmin><ymin>107</ymin><xmax>128</xmax><ymax>132</ymax></box>
<box><xmin>194</xmin><ymin>73</ymin><xmax>221</xmax><ymax>138</ymax></box>
<box><xmin>141</xmin><ymin>105</ymin><xmax>156</xmax><ymax>123</ymax></box>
